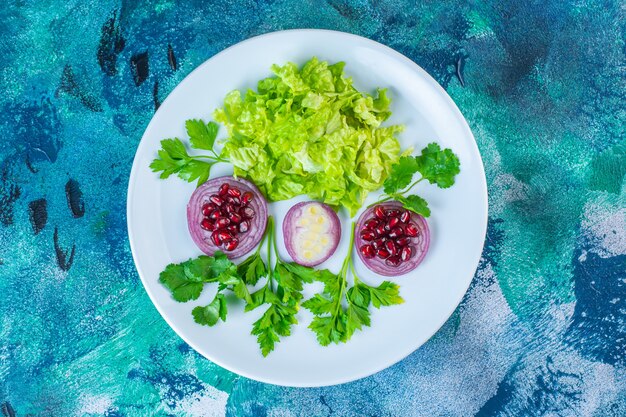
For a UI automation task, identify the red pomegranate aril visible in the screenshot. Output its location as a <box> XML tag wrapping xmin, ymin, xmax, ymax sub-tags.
<box><xmin>209</xmin><ymin>210</ymin><xmax>221</xmax><ymax>220</ymax></box>
<box><xmin>377</xmin><ymin>248</ymin><xmax>390</xmax><ymax>259</ymax></box>
<box><xmin>374</xmin><ymin>205</ymin><xmax>387</xmax><ymax>219</ymax></box>
<box><xmin>401</xmin><ymin>246</ymin><xmax>413</xmax><ymax>261</ymax></box>
<box><xmin>200</xmin><ymin>219</ymin><xmax>215</xmax><ymax>231</ymax></box>
<box><xmin>364</xmin><ymin>219</ymin><xmax>379</xmax><ymax>230</ymax></box>
<box><xmin>227</xmin><ymin>224</ymin><xmax>239</xmax><ymax>234</ymax></box>
<box><xmin>224</xmin><ymin>203</ymin><xmax>237</xmax><ymax>213</ymax></box>
<box><xmin>215</xmin><ymin>218</ymin><xmax>231</xmax><ymax>229</ymax></box>
<box><xmin>217</xmin><ymin>230</ymin><xmax>232</xmax><ymax>242</ymax></box>
<box><xmin>211</xmin><ymin>231</ymin><xmax>222</xmax><ymax>245</ymax></box>
<box><xmin>372</xmin><ymin>238</ymin><xmax>385</xmax><ymax>250</ymax></box>
<box><xmin>388</xmin><ymin>226</ymin><xmax>404</xmax><ymax>239</ymax></box>
<box><xmin>218</xmin><ymin>183</ymin><xmax>230</xmax><ymax>196</ymax></box>
<box><xmin>388</xmin><ymin>217</ymin><xmax>400</xmax><ymax>229</ymax></box>
<box><xmin>223</xmin><ymin>238</ymin><xmax>239</xmax><ymax>251</ymax></box>
<box><xmin>241</xmin><ymin>192</ymin><xmax>253</xmax><ymax>205</ymax></box>
<box><xmin>210</xmin><ymin>195</ymin><xmax>224</xmax><ymax>206</ymax></box>
<box><xmin>400</xmin><ymin>211</ymin><xmax>411</xmax><ymax>223</ymax></box>
<box><xmin>228</xmin><ymin>212</ymin><xmax>243</xmax><ymax>223</ymax></box>
<box><xmin>385</xmin><ymin>255</ymin><xmax>402</xmax><ymax>267</ymax></box>
<box><xmin>396</xmin><ymin>237</ymin><xmax>411</xmax><ymax>246</ymax></box>
<box><xmin>202</xmin><ymin>203</ymin><xmax>216</xmax><ymax>216</ymax></box>
<box><xmin>405</xmin><ymin>222</ymin><xmax>419</xmax><ymax>237</ymax></box>
<box><xmin>230</xmin><ymin>197</ymin><xmax>241</xmax><ymax>206</ymax></box>
<box><xmin>374</xmin><ymin>225</ymin><xmax>386</xmax><ymax>237</ymax></box>
<box><xmin>385</xmin><ymin>240</ymin><xmax>398</xmax><ymax>256</ymax></box>
<box><xmin>239</xmin><ymin>220</ymin><xmax>250</xmax><ymax>233</ymax></box>
<box><xmin>360</xmin><ymin>244</ymin><xmax>375</xmax><ymax>258</ymax></box>
<box><xmin>387</xmin><ymin>209</ymin><xmax>401</xmax><ymax>218</ymax></box>
<box><xmin>227</xmin><ymin>188</ymin><xmax>241</xmax><ymax>198</ymax></box>
<box><xmin>360</xmin><ymin>230</ymin><xmax>376</xmax><ymax>241</ymax></box>
<box><xmin>241</xmin><ymin>206</ymin><xmax>255</xmax><ymax>219</ymax></box>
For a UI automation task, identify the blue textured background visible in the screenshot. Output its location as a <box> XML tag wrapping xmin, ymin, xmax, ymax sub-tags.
<box><xmin>1</xmin><ymin>1</ymin><xmax>625</xmax><ymax>416</ymax></box>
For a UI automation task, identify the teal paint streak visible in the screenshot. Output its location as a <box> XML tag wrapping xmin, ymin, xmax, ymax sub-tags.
<box><xmin>0</xmin><ymin>0</ymin><xmax>624</xmax><ymax>416</ymax></box>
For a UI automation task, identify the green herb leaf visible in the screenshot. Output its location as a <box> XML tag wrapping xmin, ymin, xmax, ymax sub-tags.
<box><xmin>251</xmin><ymin>303</ymin><xmax>298</xmax><ymax>356</ymax></box>
<box><xmin>186</xmin><ymin>119</ymin><xmax>219</xmax><ymax>151</ymax></box>
<box><xmin>150</xmin><ymin>138</ymin><xmax>214</xmax><ymax>186</ymax></box>
<box><xmin>159</xmin><ymin>263</ymin><xmax>204</xmax><ymax>302</ymax></box>
<box><xmin>192</xmin><ymin>293</ymin><xmax>228</xmax><ymax>326</ymax></box>
<box><xmin>397</xmin><ymin>194</ymin><xmax>431</xmax><ymax>217</ymax></box>
<box><xmin>301</xmin><ymin>294</ymin><xmax>334</xmax><ymax>315</ymax></box>
<box><xmin>364</xmin><ymin>281</ymin><xmax>404</xmax><ymax>308</ymax></box>
<box><xmin>414</xmin><ymin>142</ymin><xmax>461</xmax><ymax>188</ymax></box>
<box><xmin>383</xmin><ymin>156</ymin><xmax>419</xmax><ymax>194</ymax></box>
<box><xmin>237</xmin><ymin>252</ymin><xmax>267</xmax><ymax>285</ymax></box>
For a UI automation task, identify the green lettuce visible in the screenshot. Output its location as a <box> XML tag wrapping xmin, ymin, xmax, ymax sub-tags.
<box><xmin>214</xmin><ymin>57</ymin><xmax>403</xmax><ymax>216</ymax></box>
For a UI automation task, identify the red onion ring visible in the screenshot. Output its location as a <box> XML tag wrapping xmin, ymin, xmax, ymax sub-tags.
<box><xmin>187</xmin><ymin>176</ymin><xmax>268</xmax><ymax>259</ymax></box>
<box><xmin>354</xmin><ymin>201</ymin><xmax>430</xmax><ymax>276</ymax></box>
<box><xmin>282</xmin><ymin>202</ymin><xmax>341</xmax><ymax>267</ymax></box>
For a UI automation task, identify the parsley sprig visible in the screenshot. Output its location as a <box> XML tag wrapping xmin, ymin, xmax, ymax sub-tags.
<box><xmin>302</xmin><ymin>222</ymin><xmax>404</xmax><ymax>345</ymax></box>
<box><xmin>149</xmin><ymin>119</ymin><xmax>229</xmax><ymax>186</ymax></box>
<box><xmin>375</xmin><ymin>142</ymin><xmax>461</xmax><ymax>217</ymax></box>
<box><xmin>158</xmin><ymin>216</ymin><xmax>320</xmax><ymax>356</ymax></box>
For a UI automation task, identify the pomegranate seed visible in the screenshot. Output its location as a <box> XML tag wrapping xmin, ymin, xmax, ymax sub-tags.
<box><xmin>241</xmin><ymin>206</ymin><xmax>255</xmax><ymax>219</ymax></box>
<box><xmin>217</xmin><ymin>230</ymin><xmax>233</xmax><ymax>242</ymax></box>
<box><xmin>210</xmin><ymin>195</ymin><xmax>224</xmax><ymax>206</ymax></box>
<box><xmin>227</xmin><ymin>188</ymin><xmax>241</xmax><ymax>197</ymax></box>
<box><xmin>405</xmin><ymin>222</ymin><xmax>419</xmax><ymax>237</ymax></box>
<box><xmin>223</xmin><ymin>238</ymin><xmax>239</xmax><ymax>251</ymax></box>
<box><xmin>374</xmin><ymin>225</ymin><xmax>386</xmax><ymax>237</ymax></box>
<box><xmin>377</xmin><ymin>248</ymin><xmax>390</xmax><ymax>259</ymax></box>
<box><xmin>374</xmin><ymin>205</ymin><xmax>387</xmax><ymax>219</ymax></box>
<box><xmin>385</xmin><ymin>255</ymin><xmax>402</xmax><ymax>267</ymax></box>
<box><xmin>385</xmin><ymin>240</ymin><xmax>398</xmax><ymax>256</ymax></box>
<box><xmin>400</xmin><ymin>211</ymin><xmax>411</xmax><ymax>223</ymax></box>
<box><xmin>200</xmin><ymin>219</ymin><xmax>215</xmax><ymax>231</ymax></box>
<box><xmin>239</xmin><ymin>220</ymin><xmax>250</xmax><ymax>233</ymax></box>
<box><xmin>227</xmin><ymin>224</ymin><xmax>239</xmax><ymax>234</ymax></box>
<box><xmin>372</xmin><ymin>238</ymin><xmax>385</xmax><ymax>249</ymax></box>
<box><xmin>202</xmin><ymin>203</ymin><xmax>216</xmax><ymax>216</ymax></box>
<box><xmin>215</xmin><ymin>218</ymin><xmax>231</xmax><ymax>229</ymax></box>
<box><xmin>218</xmin><ymin>183</ymin><xmax>230</xmax><ymax>196</ymax></box>
<box><xmin>401</xmin><ymin>246</ymin><xmax>413</xmax><ymax>261</ymax></box>
<box><xmin>388</xmin><ymin>227</ymin><xmax>404</xmax><ymax>239</ymax></box>
<box><xmin>241</xmin><ymin>192</ymin><xmax>253</xmax><ymax>205</ymax></box>
<box><xmin>224</xmin><ymin>203</ymin><xmax>237</xmax><ymax>213</ymax></box>
<box><xmin>388</xmin><ymin>217</ymin><xmax>400</xmax><ymax>229</ymax></box>
<box><xmin>364</xmin><ymin>219</ymin><xmax>379</xmax><ymax>230</ymax></box>
<box><xmin>360</xmin><ymin>230</ymin><xmax>376</xmax><ymax>241</ymax></box>
<box><xmin>229</xmin><ymin>212</ymin><xmax>242</xmax><ymax>223</ymax></box>
<box><xmin>396</xmin><ymin>237</ymin><xmax>411</xmax><ymax>246</ymax></box>
<box><xmin>360</xmin><ymin>244</ymin><xmax>375</xmax><ymax>258</ymax></box>
<box><xmin>209</xmin><ymin>210</ymin><xmax>221</xmax><ymax>220</ymax></box>
<box><xmin>387</xmin><ymin>209</ymin><xmax>401</xmax><ymax>217</ymax></box>
<box><xmin>211</xmin><ymin>231</ymin><xmax>221</xmax><ymax>245</ymax></box>
<box><xmin>230</xmin><ymin>197</ymin><xmax>241</xmax><ymax>206</ymax></box>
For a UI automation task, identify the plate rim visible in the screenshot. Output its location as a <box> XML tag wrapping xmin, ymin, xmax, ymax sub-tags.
<box><xmin>127</xmin><ymin>28</ymin><xmax>489</xmax><ymax>387</ymax></box>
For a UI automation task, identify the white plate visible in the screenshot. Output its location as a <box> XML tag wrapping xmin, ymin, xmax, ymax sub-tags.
<box><xmin>127</xmin><ymin>29</ymin><xmax>488</xmax><ymax>387</ymax></box>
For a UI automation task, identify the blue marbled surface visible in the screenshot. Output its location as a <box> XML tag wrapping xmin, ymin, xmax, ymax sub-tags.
<box><xmin>0</xmin><ymin>1</ymin><xmax>624</xmax><ymax>416</ymax></box>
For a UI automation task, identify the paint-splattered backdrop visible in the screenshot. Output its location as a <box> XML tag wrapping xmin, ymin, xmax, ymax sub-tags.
<box><xmin>1</xmin><ymin>1</ymin><xmax>624</xmax><ymax>416</ymax></box>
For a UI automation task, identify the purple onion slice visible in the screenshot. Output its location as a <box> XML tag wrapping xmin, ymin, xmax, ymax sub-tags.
<box><xmin>354</xmin><ymin>201</ymin><xmax>430</xmax><ymax>276</ymax></box>
<box><xmin>283</xmin><ymin>202</ymin><xmax>341</xmax><ymax>267</ymax></box>
<box><xmin>187</xmin><ymin>176</ymin><xmax>268</xmax><ymax>259</ymax></box>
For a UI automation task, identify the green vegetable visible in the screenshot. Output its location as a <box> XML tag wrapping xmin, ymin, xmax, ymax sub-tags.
<box><xmin>149</xmin><ymin>120</ymin><xmax>227</xmax><ymax>186</ymax></box>
<box><xmin>246</xmin><ymin>217</ymin><xmax>318</xmax><ymax>356</ymax></box>
<box><xmin>214</xmin><ymin>57</ymin><xmax>404</xmax><ymax>216</ymax></box>
<box><xmin>302</xmin><ymin>223</ymin><xmax>404</xmax><ymax>345</ymax></box>
<box><xmin>159</xmin><ymin>252</ymin><xmax>235</xmax><ymax>302</ymax></box>
<box><xmin>377</xmin><ymin>142</ymin><xmax>460</xmax><ymax>217</ymax></box>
